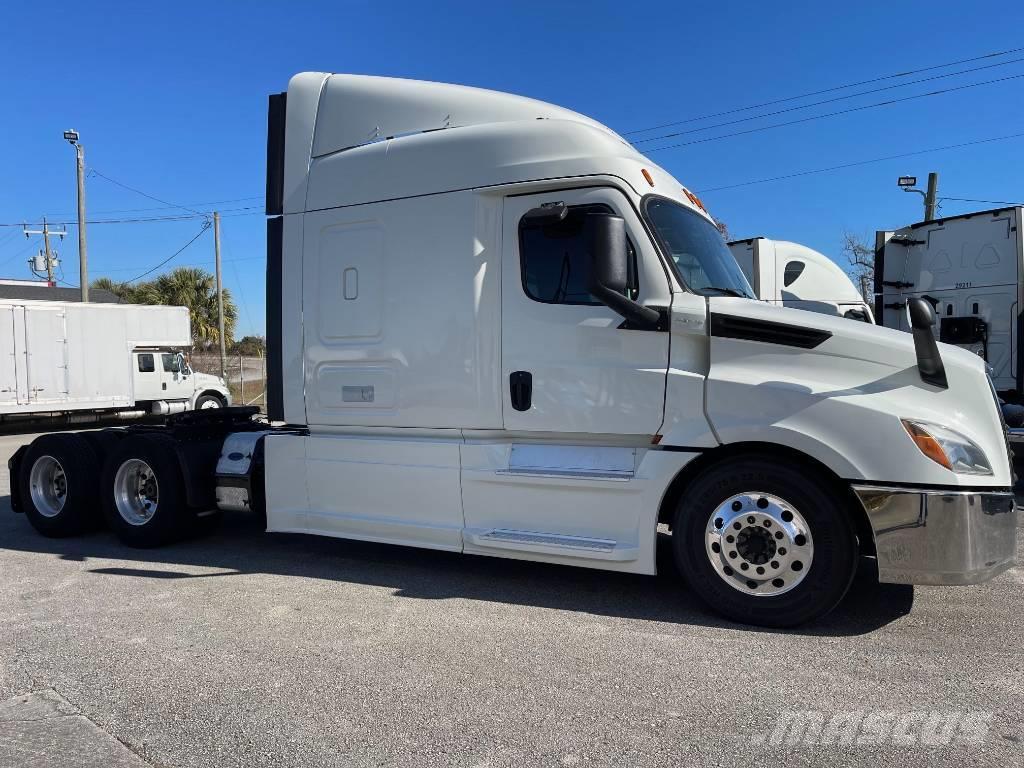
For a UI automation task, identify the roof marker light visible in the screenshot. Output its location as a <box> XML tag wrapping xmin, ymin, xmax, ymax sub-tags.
<box><xmin>641</xmin><ymin>169</ymin><xmax>655</xmax><ymax>187</ymax></box>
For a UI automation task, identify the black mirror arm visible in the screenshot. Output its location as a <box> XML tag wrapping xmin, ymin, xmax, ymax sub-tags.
<box><xmin>592</xmin><ymin>285</ymin><xmax>661</xmax><ymax>329</ymax></box>
<box><xmin>907</xmin><ymin>297</ymin><xmax>948</xmax><ymax>388</ymax></box>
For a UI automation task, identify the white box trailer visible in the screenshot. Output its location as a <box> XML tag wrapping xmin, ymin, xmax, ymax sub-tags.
<box><xmin>8</xmin><ymin>73</ymin><xmax>1017</xmax><ymax>629</ymax></box>
<box><xmin>0</xmin><ymin>299</ymin><xmax>230</xmax><ymax>420</ymax></box>
<box><xmin>728</xmin><ymin>237</ymin><xmax>874</xmax><ymax>322</ymax></box>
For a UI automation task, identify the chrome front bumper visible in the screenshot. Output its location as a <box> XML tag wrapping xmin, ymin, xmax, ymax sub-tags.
<box><xmin>852</xmin><ymin>486</ymin><xmax>1018</xmax><ymax>585</ymax></box>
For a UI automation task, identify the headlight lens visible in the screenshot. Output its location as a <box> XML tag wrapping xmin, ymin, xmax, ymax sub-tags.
<box><xmin>901</xmin><ymin>419</ymin><xmax>993</xmax><ymax>475</ymax></box>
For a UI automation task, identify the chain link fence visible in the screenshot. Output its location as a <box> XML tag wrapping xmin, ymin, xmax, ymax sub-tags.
<box><xmin>189</xmin><ymin>353</ymin><xmax>267</xmax><ymax>411</ymax></box>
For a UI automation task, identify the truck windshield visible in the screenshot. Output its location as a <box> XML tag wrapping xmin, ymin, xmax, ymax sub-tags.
<box><xmin>644</xmin><ymin>196</ymin><xmax>755</xmax><ymax>299</ymax></box>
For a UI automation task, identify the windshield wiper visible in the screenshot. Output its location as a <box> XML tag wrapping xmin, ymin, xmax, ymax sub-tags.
<box><xmin>703</xmin><ymin>286</ymin><xmax>750</xmax><ymax>299</ymax></box>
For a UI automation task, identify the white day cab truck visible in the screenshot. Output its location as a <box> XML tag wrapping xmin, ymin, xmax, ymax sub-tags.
<box><xmin>728</xmin><ymin>237</ymin><xmax>874</xmax><ymax>322</ymax></box>
<box><xmin>0</xmin><ymin>299</ymin><xmax>230</xmax><ymax>424</ymax></box>
<box><xmin>8</xmin><ymin>74</ymin><xmax>1017</xmax><ymax>628</ymax></box>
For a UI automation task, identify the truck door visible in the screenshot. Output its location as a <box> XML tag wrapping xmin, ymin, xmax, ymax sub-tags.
<box><xmin>24</xmin><ymin>307</ymin><xmax>68</xmax><ymax>404</ymax></box>
<box><xmin>159</xmin><ymin>351</ymin><xmax>193</xmax><ymax>400</ymax></box>
<box><xmin>460</xmin><ymin>186</ymin><xmax>673</xmax><ymax>565</ymax></box>
<box><xmin>499</xmin><ymin>187</ymin><xmax>670</xmax><ymax>435</ymax></box>
<box><xmin>133</xmin><ymin>352</ymin><xmax>162</xmax><ymax>401</ymax></box>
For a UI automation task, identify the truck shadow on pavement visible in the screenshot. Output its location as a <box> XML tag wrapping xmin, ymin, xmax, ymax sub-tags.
<box><xmin>0</xmin><ymin>504</ymin><xmax>913</xmax><ymax>636</ymax></box>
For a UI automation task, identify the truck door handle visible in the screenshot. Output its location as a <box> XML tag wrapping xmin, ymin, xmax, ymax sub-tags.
<box><xmin>162</xmin><ymin>383</ymin><xmax>167</xmax><ymax>390</ymax></box>
<box><xmin>509</xmin><ymin>371</ymin><xmax>532</xmax><ymax>412</ymax></box>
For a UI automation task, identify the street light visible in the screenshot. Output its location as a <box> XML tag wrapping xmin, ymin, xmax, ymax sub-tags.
<box><xmin>64</xmin><ymin>129</ymin><xmax>88</xmax><ymax>302</ymax></box>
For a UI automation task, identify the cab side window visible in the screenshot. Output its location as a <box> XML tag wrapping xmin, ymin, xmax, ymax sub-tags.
<box><xmin>137</xmin><ymin>353</ymin><xmax>155</xmax><ymax>373</ymax></box>
<box><xmin>161</xmin><ymin>353</ymin><xmax>179</xmax><ymax>373</ymax></box>
<box><xmin>519</xmin><ymin>203</ymin><xmax>638</xmax><ymax>305</ymax></box>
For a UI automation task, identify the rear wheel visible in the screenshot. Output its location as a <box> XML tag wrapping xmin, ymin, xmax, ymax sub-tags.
<box><xmin>102</xmin><ymin>435</ymin><xmax>187</xmax><ymax>547</ymax></box>
<box><xmin>673</xmin><ymin>457</ymin><xmax>858</xmax><ymax>628</ymax></box>
<box><xmin>19</xmin><ymin>434</ymin><xmax>101</xmax><ymax>537</ymax></box>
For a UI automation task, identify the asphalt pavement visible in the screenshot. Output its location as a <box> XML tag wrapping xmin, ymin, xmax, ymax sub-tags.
<box><xmin>0</xmin><ymin>431</ymin><xmax>1021</xmax><ymax>767</ymax></box>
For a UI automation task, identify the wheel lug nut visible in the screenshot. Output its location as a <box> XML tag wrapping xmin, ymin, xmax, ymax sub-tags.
<box><xmin>728</xmin><ymin>551</ymin><xmax>737</xmax><ymax>559</ymax></box>
<box><xmin>746</xmin><ymin>515</ymin><xmax>755</xmax><ymax>524</ymax></box>
<box><xmin>774</xmin><ymin>531</ymin><xmax>783</xmax><ymax>540</ymax></box>
<box><xmin>756</xmin><ymin>566</ymin><xmax>765</xmax><ymax>575</ymax></box>
<box><xmin>778</xmin><ymin>547</ymin><xmax>787</xmax><ymax>555</ymax></box>
<box><xmin>740</xmin><ymin>563</ymin><xmax>749</xmax><ymax>571</ymax></box>
<box><xmin>733</xmin><ymin>522</ymin><xmax>741</xmax><ymax>530</ymax></box>
<box><xmin>763</xmin><ymin>520</ymin><xmax>771</xmax><ymax>527</ymax></box>
<box><xmin>726</xmin><ymin>535</ymin><xmax>735</xmax><ymax>543</ymax></box>
<box><xmin>770</xmin><ymin>560</ymin><xmax>779</xmax><ymax>569</ymax></box>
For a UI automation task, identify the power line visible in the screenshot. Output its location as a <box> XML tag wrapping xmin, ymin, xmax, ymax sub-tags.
<box><xmin>89</xmin><ymin>167</ymin><xmax>205</xmax><ymax>215</ymax></box>
<box><xmin>0</xmin><ymin>206</ymin><xmax>262</xmax><ymax>227</ymax></box>
<box><xmin>695</xmin><ymin>131</ymin><xmax>1024</xmax><ymax>193</ymax></box>
<box><xmin>125</xmin><ymin>221</ymin><xmax>212</xmax><ymax>283</ymax></box>
<box><xmin>645</xmin><ymin>73</ymin><xmax>1024</xmax><ymax>152</ymax></box>
<box><xmin>940</xmin><ymin>196</ymin><xmax>1024</xmax><ymax>207</ymax></box>
<box><xmin>45</xmin><ymin>195</ymin><xmax>264</xmax><ymax>218</ymax></box>
<box><xmin>623</xmin><ymin>45</ymin><xmax>1024</xmax><ymax>135</ymax></box>
<box><xmin>632</xmin><ymin>56</ymin><xmax>1024</xmax><ymax>145</ymax></box>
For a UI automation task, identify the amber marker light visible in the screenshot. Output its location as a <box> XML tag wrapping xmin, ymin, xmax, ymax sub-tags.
<box><xmin>641</xmin><ymin>168</ymin><xmax>655</xmax><ymax>187</ymax></box>
<box><xmin>901</xmin><ymin>419</ymin><xmax>952</xmax><ymax>470</ymax></box>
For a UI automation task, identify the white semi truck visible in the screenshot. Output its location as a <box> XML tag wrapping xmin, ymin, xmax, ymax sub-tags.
<box><xmin>8</xmin><ymin>74</ymin><xmax>1017</xmax><ymax>627</ymax></box>
<box><xmin>876</xmin><ymin>207</ymin><xmax>1023</xmax><ymax>396</ymax></box>
<box><xmin>0</xmin><ymin>299</ymin><xmax>230</xmax><ymax>423</ymax></box>
<box><xmin>728</xmin><ymin>237</ymin><xmax>874</xmax><ymax>322</ymax></box>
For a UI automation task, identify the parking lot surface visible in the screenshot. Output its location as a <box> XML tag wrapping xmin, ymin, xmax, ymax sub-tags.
<box><xmin>1</xmin><ymin>431</ymin><xmax>1021</xmax><ymax>767</ymax></box>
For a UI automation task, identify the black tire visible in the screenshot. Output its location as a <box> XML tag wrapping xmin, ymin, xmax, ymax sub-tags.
<box><xmin>18</xmin><ymin>433</ymin><xmax>101</xmax><ymax>537</ymax></box>
<box><xmin>194</xmin><ymin>394</ymin><xmax>224</xmax><ymax>410</ymax></box>
<box><xmin>673</xmin><ymin>457</ymin><xmax>858</xmax><ymax>628</ymax></box>
<box><xmin>101</xmin><ymin>434</ymin><xmax>188</xmax><ymax>548</ymax></box>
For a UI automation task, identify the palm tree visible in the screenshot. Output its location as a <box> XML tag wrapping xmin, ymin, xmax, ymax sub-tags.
<box><xmin>91</xmin><ymin>267</ymin><xmax>237</xmax><ymax>348</ymax></box>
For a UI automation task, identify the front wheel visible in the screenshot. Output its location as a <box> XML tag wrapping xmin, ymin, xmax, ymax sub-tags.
<box><xmin>673</xmin><ymin>457</ymin><xmax>858</xmax><ymax>628</ymax></box>
<box><xmin>195</xmin><ymin>394</ymin><xmax>223</xmax><ymax>410</ymax></box>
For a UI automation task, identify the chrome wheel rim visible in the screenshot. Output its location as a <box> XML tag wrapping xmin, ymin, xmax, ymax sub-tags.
<box><xmin>29</xmin><ymin>455</ymin><xmax>67</xmax><ymax>518</ymax></box>
<box><xmin>200</xmin><ymin>399</ymin><xmax>220</xmax><ymax>409</ymax></box>
<box><xmin>113</xmin><ymin>459</ymin><xmax>159</xmax><ymax>526</ymax></box>
<box><xmin>705</xmin><ymin>492</ymin><xmax>814</xmax><ymax>596</ymax></box>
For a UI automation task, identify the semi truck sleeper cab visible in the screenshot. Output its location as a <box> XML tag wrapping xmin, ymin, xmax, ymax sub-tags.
<box><xmin>8</xmin><ymin>73</ymin><xmax>1017</xmax><ymax>628</ymax></box>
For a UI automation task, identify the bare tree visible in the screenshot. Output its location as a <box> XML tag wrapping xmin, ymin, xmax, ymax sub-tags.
<box><xmin>715</xmin><ymin>219</ymin><xmax>731</xmax><ymax>240</ymax></box>
<box><xmin>840</xmin><ymin>231</ymin><xmax>874</xmax><ymax>302</ymax></box>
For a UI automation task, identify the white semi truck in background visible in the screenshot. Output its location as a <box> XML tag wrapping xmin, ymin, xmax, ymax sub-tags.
<box><xmin>876</xmin><ymin>207</ymin><xmax>1023</xmax><ymax>397</ymax></box>
<box><xmin>728</xmin><ymin>237</ymin><xmax>874</xmax><ymax>322</ymax></box>
<box><xmin>0</xmin><ymin>299</ymin><xmax>230</xmax><ymax>423</ymax></box>
<box><xmin>8</xmin><ymin>73</ymin><xmax>1017</xmax><ymax>628</ymax></box>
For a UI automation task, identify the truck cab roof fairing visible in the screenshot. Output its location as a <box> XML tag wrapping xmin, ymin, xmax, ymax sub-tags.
<box><xmin>310</xmin><ymin>74</ymin><xmax>625</xmax><ymax>158</ymax></box>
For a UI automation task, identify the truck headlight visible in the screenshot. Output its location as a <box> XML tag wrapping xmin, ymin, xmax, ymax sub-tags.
<box><xmin>901</xmin><ymin>419</ymin><xmax>993</xmax><ymax>475</ymax></box>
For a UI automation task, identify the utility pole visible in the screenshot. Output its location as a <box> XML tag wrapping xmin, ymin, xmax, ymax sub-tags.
<box><xmin>897</xmin><ymin>172</ymin><xmax>940</xmax><ymax>222</ymax></box>
<box><xmin>23</xmin><ymin>218</ymin><xmax>66</xmax><ymax>284</ymax></box>
<box><xmin>63</xmin><ymin>130</ymin><xmax>88</xmax><ymax>302</ymax></box>
<box><xmin>924</xmin><ymin>172</ymin><xmax>939</xmax><ymax>222</ymax></box>
<box><xmin>214</xmin><ymin>211</ymin><xmax>227</xmax><ymax>379</ymax></box>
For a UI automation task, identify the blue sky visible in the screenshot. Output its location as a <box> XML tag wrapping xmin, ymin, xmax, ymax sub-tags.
<box><xmin>2</xmin><ymin>0</ymin><xmax>1022</xmax><ymax>337</ymax></box>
